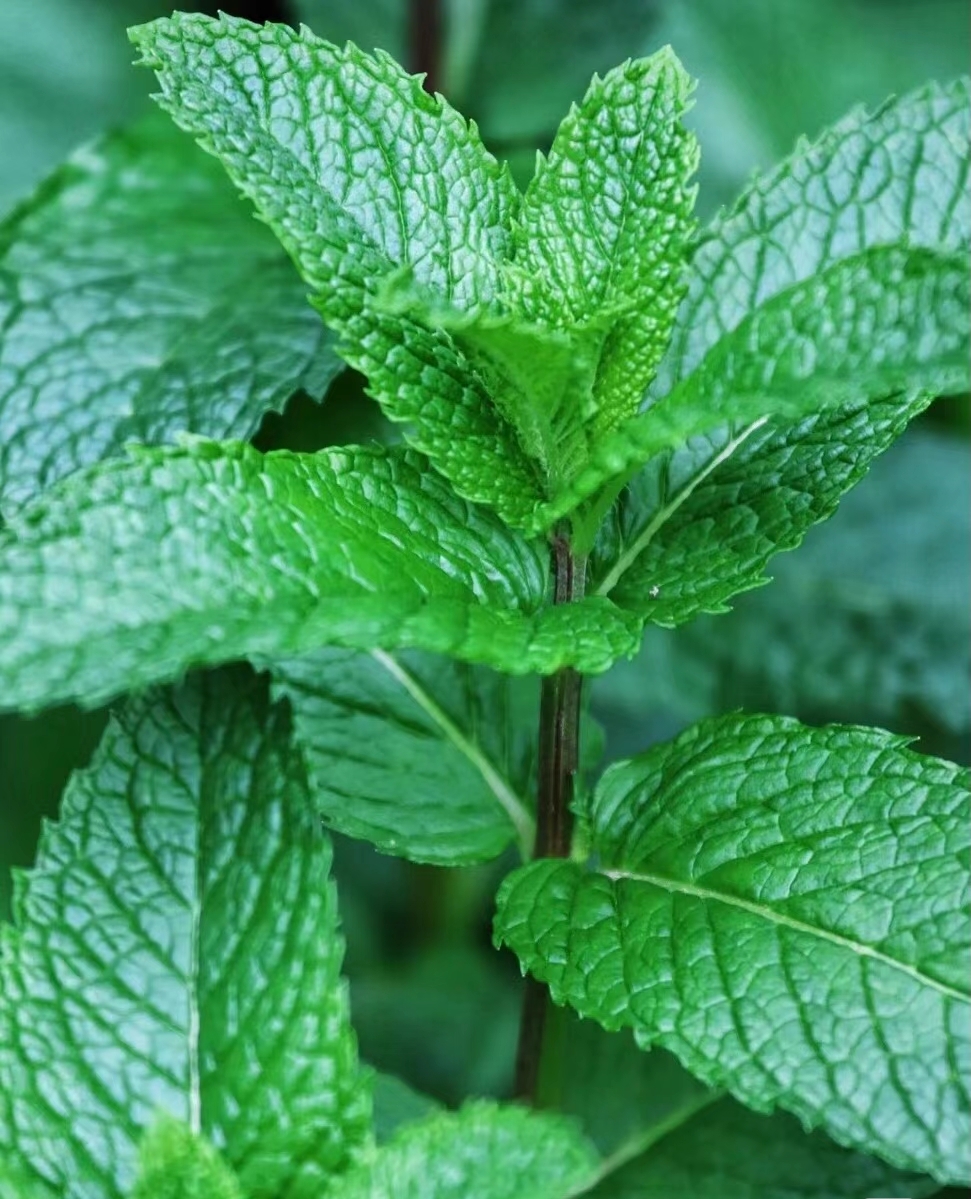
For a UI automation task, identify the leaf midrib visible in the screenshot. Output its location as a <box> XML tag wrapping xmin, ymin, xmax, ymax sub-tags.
<box><xmin>370</xmin><ymin>650</ymin><xmax>534</xmax><ymax>858</ymax></box>
<box><xmin>601</xmin><ymin>864</ymin><xmax>967</xmax><ymax>1003</ymax></box>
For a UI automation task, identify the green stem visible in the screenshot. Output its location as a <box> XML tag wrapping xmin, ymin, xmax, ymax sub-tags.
<box><xmin>514</xmin><ymin>526</ymin><xmax>586</xmax><ymax>1103</ymax></box>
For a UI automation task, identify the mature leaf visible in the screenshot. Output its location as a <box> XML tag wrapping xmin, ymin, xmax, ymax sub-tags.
<box><xmin>326</xmin><ymin>1101</ymin><xmax>598</xmax><ymax>1199</ymax></box>
<box><xmin>496</xmin><ymin>714</ymin><xmax>971</xmax><ymax>1182</ymax></box>
<box><xmin>622</xmin><ymin>428</ymin><xmax>971</xmax><ymax>735</ymax></box>
<box><xmin>549</xmin><ymin>1011</ymin><xmax>935</xmax><ymax>1199</ymax></box>
<box><xmin>0</xmin><ymin>111</ymin><xmax>340</xmax><ymax>514</ymax></box>
<box><xmin>131</xmin><ymin>1118</ymin><xmax>244</xmax><ymax>1199</ymax></box>
<box><xmin>590</xmin><ymin>1097</ymin><xmax>940</xmax><ymax>1199</ymax></box>
<box><xmin>654</xmin><ymin>76</ymin><xmax>971</xmax><ymax>394</ymax></box>
<box><xmin>129</xmin><ymin>14</ymin><xmax>544</xmax><ymax>525</ymax></box>
<box><xmin>0</xmin><ymin>669</ymin><xmax>369</xmax><ymax>1199</ymax></box>
<box><xmin>0</xmin><ymin>441</ymin><xmax>640</xmax><ymax>713</ymax></box>
<box><xmin>513</xmin><ymin>49</ymin><xmax>698</xmax><ymax>435</ymax></box>
<box><xmin>270</xmin><ymin>648</ymin><xmax>537</xmax><ymax>864</ymax></box>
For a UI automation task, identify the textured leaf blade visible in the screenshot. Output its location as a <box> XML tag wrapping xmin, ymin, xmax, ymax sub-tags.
<box><xmin>0</xmin><ymin>669</ymin><xmax>370</xmax><ymax>1199</ymax></box>
<box><xmin>623</xmin><ymin>428</ymin><xmax>971</xmax><ymax>736</ymax></box>
<box><xmin>129</xmin><ymin>13</ymin><xmax>543</xmax><ymax>525</ymax></box>
<box><xmin>270</xmin><ymin>648</ymin><xmax>537</xmax><ymax>864</ymax></box>
<box><xmin>0</xmin><ymin>111</ymin><xmax>340</xmax><ymax>514</ymax></box>
<box><xmin>590</xmin><ymin>246</ymin><xmax>970</xmax><ymax>618</ymax></box>
<box><xmin>0</xmin><ymin>442</ymin><xmax>640</xmax><ymax>713</ymax></box>
<box><xmin>131</xmin><ymin>1118</ymin><xmax>244</xmax><ymax>1199</ymax></box>
<box><xmin>653</xmin><ymin>76</ymin><xmax>971</xmax><ymax>396</ymax></box>
<box><xmin>496</xmin><ymin>714</ymin><xmax>971</xmax><ymax>1182</ymax></box>
<box><xmin>514</xmin><ymin>48</ymin><xmax>698</xmax><ymax>434</ymax></box>
<box><xmin>327</xmin><ymin>1101</ymin><xmax>598</xmax><ymax>1199</ymax></box>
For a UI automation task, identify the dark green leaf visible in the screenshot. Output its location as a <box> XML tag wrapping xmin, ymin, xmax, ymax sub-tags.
<box><xmin>271</xmin><ymin>648</ymin><xmax>536</xmax><ymax>864</ymax></box>
<box><xmin>0</xmin><ymin>669</ymin><xmax>369</xmax><ymax>1198</ymax></box>
<box><xmin>0</xmin><ymin>112</ymin><xmax>340</xmax><ymax>513</ymax></box>
<box><xmin>496</xmin><ymin>714</ymin><xmax>970</xmax><ymax>1182</ymax></box>
<box><xmin>371</xmin><ymin>1074</ymin><xmax>442</xmax><ymax>1144</ymax></box>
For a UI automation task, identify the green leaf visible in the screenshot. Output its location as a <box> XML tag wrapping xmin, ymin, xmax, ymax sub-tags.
<box><xmin>589</xmin><ymin>1098</ymin><xmax>940</xmax><ymax>1199</ymax></box>
<box><xmin>495</xmin><ymin>714</ymin><xmax>971</xmax><ymax>1183</ymax></box>
<box><xmin>512</xmin><ymin>49</ymin><xmax>698</xmax><ymax>436</ymax></box>
<box><xmin>0</xmin><ymin>441</ymin><xmax>640</xmax><ymax>714</ymax></box>
<box><xmin>326</xmin><ymin>1101</ymin><xmax>598</xmax><ymax>1199</ymax></box>
<box><xmin>270</xmin><ymin>648</ymin><xmax>537</xmax><ymax>864</ymax></box>
<box><xmin>654</xmin><ymin>76</ymin><xmax>971</xmax><ymax>396</ymax></box>
<box><xmin>0</xmin><ymin>669</ymin><xmax>370</xmax><ymax>1198</ymax></box>
<box><xmin>624</xmin><ymin>428</ymin><xmax>971</xmax><ymax>735</ymax></box>
<box><xmin>549</xmin><ymin>1011</ymin><xmax>936</xmax><ymax>1199</ymax></box>
<box><xmin>0</xmin><ymin>111</ymin><xmax>341</xmax><ymax>514</ymax></box>
<box><xmin>581</xmin><ymin>76</ymin><xmax>971</xmax><ymax>620</ymax></box>
<box><xmin>589</xmin><ymin>244</ymin><xmax>970</xmax><ymax>619</ymax></box>
<box><xmin>131</xmin><ymin>1118</ymin><xmax>243</xmax><ymax>1199</ymax></box>
<box><xmin>129</xmin><ymin>14</ymin><xmax>544</xmax><ymax>526</ymax></box>
<box><xmin>371</xmin><ymin>1074</ymin><xmax>441</xmax><ymax>1145</ymax></box>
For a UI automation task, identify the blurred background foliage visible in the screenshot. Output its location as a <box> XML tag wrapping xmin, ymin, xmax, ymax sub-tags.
<box><xmin>1</xmin><ymin>0</ymin><xmax>968</xmax><ymax>1129</ymax></box>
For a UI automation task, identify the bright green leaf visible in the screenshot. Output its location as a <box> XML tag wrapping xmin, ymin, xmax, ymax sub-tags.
<box><xmin>623</xmin><ymin>428</ymin><xmax>971</xmax><ymax>735</ymax></box>
<box><xmin>654</xmin><ymin>76</ymin><xmax>971</xmax><ymax>396</ymax></box>
<box><xmin>131</xmin><ymin>1118</ymin><xmax>243</xmax><ymax>1199</ymax></box>
<box><xmin>589</xmin><ymin>244</ymin><xmax>970</xmax><ymax>619</ymax></box>
<box><xmin>0</xmin><ymin>669</ymin><xmax>370</xmax><ymax>1199</ymax></box>
<box><xmin>496</xmin><ymin>714</ymin><xmax>971</xmax><ymax>1183</ymax></box>
<box><xmin>0</xmin><ymin>111</ymin><xmax>340</xmax><ymax>514</ymax></box>
<box><xmin>129</xmin><ymin>13</ymin><xmax>544</xmax><ymax>525</ymax></box>
<box><xmin>536</xmin><ymin>240</ymin><xmax>968</xmax><ymax>545</ymax></box>
<box><xmin>0</xmin><ymin>441</ymin><xmax>641</xmax><ymax>714</ymax></box>
<box><xmin>270</xmin><ymin>648</ymin><xmax>537</xmax><ymax>864</ymax></box>
<box><xmin>326</xmin><ymin>1101</ymin><xmax>598</xmax><ymax>1199</ymax></box>
<box><xmin>513</xmin><ymin>49</ymin><xmax>698</xmax><ymax>435</ymax></box>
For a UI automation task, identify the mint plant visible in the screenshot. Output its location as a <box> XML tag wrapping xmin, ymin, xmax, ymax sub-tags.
<box><xmin>0</xmin><ymin>12</ymin><xmax>968</xmax><ymax>1198</ymax></box>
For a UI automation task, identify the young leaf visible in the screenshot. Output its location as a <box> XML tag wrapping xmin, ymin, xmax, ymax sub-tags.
<box><xmin>0</xmin><ymin>441</ymin><xmax>641</xmax><ymax>714</ymax></box>
<box><xmin>326</xmin><ymin>1101</ymin><xmax>598</xmax><ymax>1199</ymax></box>
<box><xmin>129</xmin><ymin>13</ymin><xmax>545</xmax><ymax>525</ymax></box>
<box><xmin>495</xmin><ymin>714</ymin><xmax>971</xmax><ymax>1183</ymax></box>
<box><xmin>625</xmin><ymin>428</ymin><xmax>971</xmax><ymax>735</ymax></box>
<box><xmin>588</xmin><ymin>247</ymin><xmax>969</xmax><ymax>618</ymax></box>
<box><xmin>131</xmin><ymin>1118</ymin><xmax>244</xmax><ymax>1199</ymax></box>
<box><xmin>270</xmin><ymin>648</ymin><xmax>537</xmax><ymax>864</ymax></box>
<box><xmin>0</xmin><ymin>669</ymin><xmax>369</xmax><ymax>1199</ymax></box>
<box><xmin>0</xmin><ymin>111</ymin><xmax>340</xmax><ymax>514</ymax></box>
<box><xmin>512</xmin><ymin>49</ymin><xmax>698</xmax><ymax>436</ymax></box>
<box><xmin>528</xmin><ymin>240</ymin><xmax>968</xmax><ymax>538</ymax></box>
<box><xmin>584</xmin><ymin>76</ymin><xmax>971</xmax><ymax>618</ymax></box>
<box><xmin>653</xmin><ymin>76</ymin><xmax>971</xmax><ymax>396</ymax></box>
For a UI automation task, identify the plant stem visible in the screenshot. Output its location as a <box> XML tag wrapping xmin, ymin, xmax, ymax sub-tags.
<box><xmin>409</xmin><ymin>0</ymin><xmax>443</xmax><ymax>94</ymax></box>
<box><xmin>514</xmin><ymin>527</ymin><xmax>586</xmax><ymax>1103</ymax></box>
